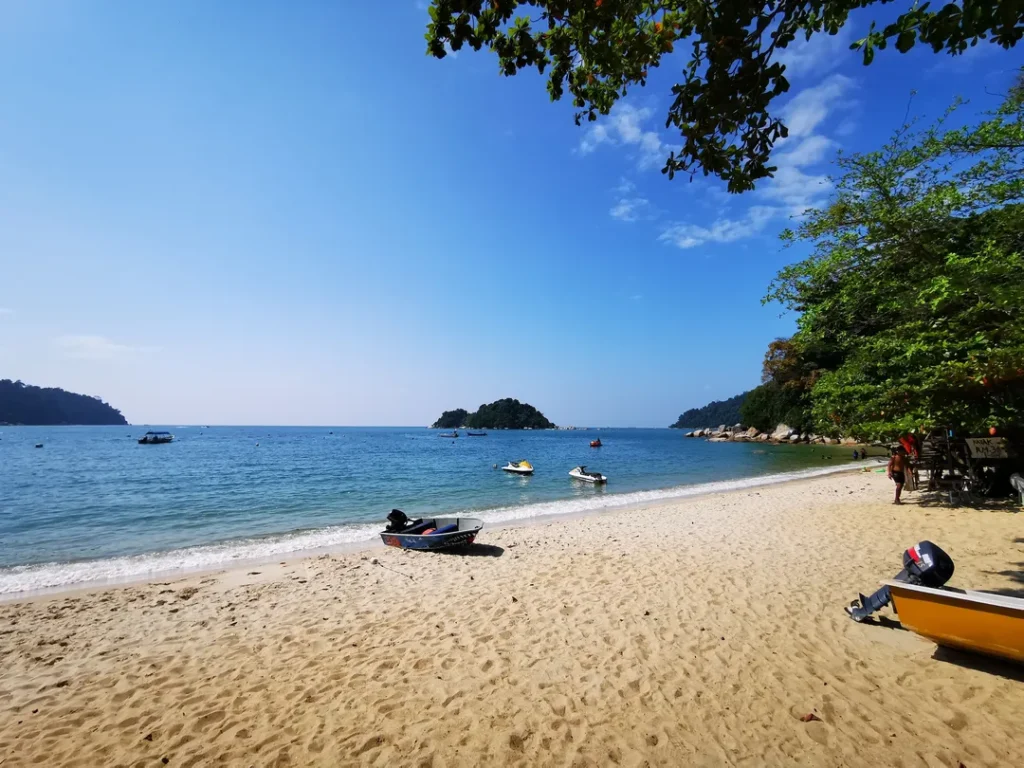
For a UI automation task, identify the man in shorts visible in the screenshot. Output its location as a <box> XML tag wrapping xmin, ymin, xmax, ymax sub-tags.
<box><xmin>887</xmin><ymin>446</ymin><xmax>909</xmax><ymax>504</ymax></box>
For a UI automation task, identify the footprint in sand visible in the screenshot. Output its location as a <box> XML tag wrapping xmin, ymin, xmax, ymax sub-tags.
<box><xmin>945</xmin><ymin>711</ymin><xmax>968</xmax><ymax>731</ymax></box>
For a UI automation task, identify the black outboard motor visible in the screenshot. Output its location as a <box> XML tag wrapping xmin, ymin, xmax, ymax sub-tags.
<box><xmin>846</xmin><ymin>541</ymin><xmax>954</xmax><ymax>622</ymax></box>
<box><xmin>385</xmin><ymin>509</ymin><xmax>410</xmax><ymax>533</ymax></box>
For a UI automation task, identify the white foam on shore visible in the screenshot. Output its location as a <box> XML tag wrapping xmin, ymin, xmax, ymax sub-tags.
<box><xmin>467</xmin><ymin>463</ymin><xmax>865</xmax><ymax>524</ymax></box>
<box><xmin>0</xmin><ymin>463</ymin><xmax>870</xmax><ymax>598</ymax></box>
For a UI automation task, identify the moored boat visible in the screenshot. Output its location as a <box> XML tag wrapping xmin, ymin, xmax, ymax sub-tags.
<box><xmin>885</xmin><ymin>581</ymin><xmax>1024</xmax><ymax>664</ymax></box>
<box><xmin>380</xmin><ymin>510</ymin><xmax>483</xmax><ymax>551</ymax></box>
<box><xmin>138</xmin><ymin>431</ymin><xmax>174</xmax><ymax>444</ymax></box>
<box><xmin>502</xmin><ymin>460</ymin><xmax>534</xmax><ymax>475</ymax></box>
<box><xmin>569</xmin><ymin>465</ymin><xmax>606</xmax><ymax>483</ymax></box>
<box><xmin>439</xmin><ymin>431</ymin><xmax>459</xmax><ymax>438</ymax></box>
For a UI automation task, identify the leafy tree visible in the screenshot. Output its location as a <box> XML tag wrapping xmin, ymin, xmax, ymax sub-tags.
<box><xmin>765</xmin><ymin>78</ymin><xmax>1024</xmax><ymax>438</ymax></box>
<box><xmin>0</xmin><ymin>379</ymin><xmax>128</xmax><ymax>425</ymax></box>
<box><xmin>739</xmin><ymin>339</ymin><xmax>817</xmax><ymax>431</ymax></box>
<box><xmin>740</xmin><ymin>382</ymin><xmax>812</xmax><ymax>433</ymax></box>
<box><xmin>466</xmin><ymin>398</ymin><xmax>555</xmax><ymax>429</ymax></box>
<box><xmin>424</xmin><ymin>1</ymin><xmax>1023</xmax><ymax>192</ymax></box>
<box><xmin>432</xmin><ymin>408</ymin><xmax>469</xmax><ymax>428</ymax></box>
<box><xmin>669</xmin><ymin>391</ymin><xmax>747</xmax><ymax>428</ymax></box>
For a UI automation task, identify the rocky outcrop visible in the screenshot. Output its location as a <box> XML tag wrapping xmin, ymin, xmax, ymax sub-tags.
<box><xmin>682</xmin><ymin>421</ymin><xmax>862</xmax><ymax>446</ymax></box>
<box><xmin>771</xmin><ymin>424</ymin><xmax>794</xmax><ymax>440</ymax></box>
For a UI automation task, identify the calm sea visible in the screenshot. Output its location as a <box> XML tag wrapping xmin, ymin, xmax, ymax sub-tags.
<box><xmin>0</xmin><ymin>426</ymin><xmax>858</xmax><ymax>595</ymax></box>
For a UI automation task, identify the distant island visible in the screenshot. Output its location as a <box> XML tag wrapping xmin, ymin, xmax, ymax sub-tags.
<box><xmin>0</xmin><ymin>379</ymin><xmax>128</xmax><ymax>426</ymax></box>
<box><xmin>432</xmin><ymin>398</ymin><xmax>555</xmax><ymax>430</ymax></box>
<box><xmin>669</xmin><ymin>391</ymin><xmax>748</xmax><ymax>429</ymax></box>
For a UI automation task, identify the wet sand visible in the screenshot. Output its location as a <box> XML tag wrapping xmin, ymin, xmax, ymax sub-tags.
<box><xmin>1</xmin><ymin>471</ymin><xmax>1022</xmax><ymax>767</ymax></box>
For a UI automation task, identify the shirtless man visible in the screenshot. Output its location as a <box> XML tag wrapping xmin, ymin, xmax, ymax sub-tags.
<box><xmin>887</xmin><ymin>446</ymin><xmax>909</xmax><ymax>504</ymax></box>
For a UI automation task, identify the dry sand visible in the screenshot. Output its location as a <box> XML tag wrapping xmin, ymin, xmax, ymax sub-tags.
<box><xmin>1</xmin><ymin>471</ymin><xmax>1023</xmax><ymax>767</ymax></box>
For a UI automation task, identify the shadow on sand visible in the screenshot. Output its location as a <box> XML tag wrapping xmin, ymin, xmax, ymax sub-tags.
<box><xmin>983</xmin><ymin>551</ymin><xmax>1024</xmax><ymax>598</ymax></box>
<box><xmin>437</xmin><ymin>543</ymin><xmax>505</xmax><ymax>558</ymax></box>
<box><xmin>912</xmin><ymin>489</ymin><xmax>1021</xmax><ymax>512</ymax></box>
<box><xmin>930</xmin><ymin>645</ymin><xmax>1024</xmax><ymax>682</ymax></box>
<box><xmin>865</xmin><ymin>615</ymin><xmax>907</xmax><ymax>632</ymax></box>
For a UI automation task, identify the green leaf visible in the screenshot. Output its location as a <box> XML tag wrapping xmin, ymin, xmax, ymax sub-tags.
<box><xmin>896</xmin><ymin>30</ymin><xmax>916</xmax><ymax>53</ymax></box>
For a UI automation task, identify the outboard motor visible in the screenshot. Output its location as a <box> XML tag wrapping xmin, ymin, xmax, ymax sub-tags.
<box><xmin>385</xmin><ymin>509</ymin><xmax>411</xmax><ymax>533</ymax></box>
<box><xmin>846</xmin><ymin>541</ymin><xmax>954</xmax><ymax>622</ymax></box>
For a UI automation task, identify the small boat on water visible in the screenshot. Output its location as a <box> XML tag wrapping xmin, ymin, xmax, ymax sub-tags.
<box><xmin>138</xmin><ymin>431</ymin><xmax>174</xmax><ymax>444</ymax></box>
<box><xmin>502</xmin><ymin>460</ymin><xmax>534</xmax><ymax>475</ymax></box>
<box><xmin>467</xmin><ymin>431</ymin><xmax>487</xmax><ymax>437</ymax></box>
<box><xmin>885</xmin><ymin>581</ymin><xmax>1024</xmax><ymax>664</ymax></box>
<box><xmin>569</xmin><ymin>466</ymin><xmax>607</xmax><ymax>483</ymax></box>
<box><xmin>380</xmin><ymin>510</ymin><xmax>483</xmax><ymax>551</ymax></box>
<box><xmin>439</xmin><ymin>431</ymin><xmax>459</xmax><ymax>438</ymax></box>
<box><xmin>590</xmin><ymin>439</ymin><xmax>602</xmax><ymax>448</ymax></box>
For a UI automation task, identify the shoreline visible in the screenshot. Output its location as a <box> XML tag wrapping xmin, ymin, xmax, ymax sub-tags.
<box><xmin>3</xmin><ymin>470</ymin><xmax>1021</xmax><ymax>767</ymax></box>
<box><xmin>0</xmin><ymin>461</ymin><xmax>880</xmax><ymax>603</ymax></box>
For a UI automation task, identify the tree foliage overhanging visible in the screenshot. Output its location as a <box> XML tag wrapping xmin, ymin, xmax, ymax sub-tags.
<box><xmin>425</xmin><ymin>0</ymin><xmax>1023</xmax><ymax>192</ymax></box>
<box><xmin>742</xmin><ymin>74</ymin><xmax>1024</xmax><ymax>440</ymax></box>
<box><xmin>739</xmin><ymin>339</ymin><xmax>818</xmax><ymax>433</ymax></box>
<box><xmin>432</xmin><ymin>399</ymin><xmax>555</xmax><ymax>429</ymax></box>
<box><xmin>669</xmin><ymin>391</ymin><xmax>748</xmax><ymax>428</ymax></box>
<box><xmin>0</xmin><ymin>379</ymin><xmax>128</xmax><ymax>425</ymax></box>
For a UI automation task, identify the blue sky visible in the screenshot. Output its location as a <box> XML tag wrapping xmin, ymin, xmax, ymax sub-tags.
<box><xmin>1</xmin><ymin>2</ymin><xmax>1020</xmax><ymax>426</ymax></box>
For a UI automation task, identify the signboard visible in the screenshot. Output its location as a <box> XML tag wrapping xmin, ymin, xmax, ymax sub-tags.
<box><xmin>965</xmin><ymin>438</ymin><xmax>1009</xmax><ymax>460</ymax></box>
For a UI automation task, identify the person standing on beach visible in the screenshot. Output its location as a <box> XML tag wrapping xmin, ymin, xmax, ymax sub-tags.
<box><xmin>888</xmin><ymin>447</ymin><xmax>909</xmax><ymax>504</ymax></box>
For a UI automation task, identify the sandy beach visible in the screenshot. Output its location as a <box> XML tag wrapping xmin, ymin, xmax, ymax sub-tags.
<box><xmin>2</xmin><ymin>471</ymin><xmax>1022</xmax><ymax>767</ymax></box>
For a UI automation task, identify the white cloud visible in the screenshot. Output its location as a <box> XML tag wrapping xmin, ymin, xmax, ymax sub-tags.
<box><xmin>781</xmin><ymin>74</ymin><xmax>854</xmax><ymax>138</ymax></box>
<box><xmin>55</xmin><ymin>335</ymin><xmax>145</xmax><ymax>360</ymax></box>
<box><xmin>578</xmin><ymin>103</ymin><xmax>671</xmax><ymax>170</ymax></box>
<box><xmin>761</xmin><ymin>167</ymin><xmax>832</xmax><ymax>216</ymax></box>
<box><xmin>647</xmin><ymin>72</ymin><xmax>851</xmax><ymax>250</ymax></box>
<box><xmin>834</xmin><ymin>120</ymin><xmax>858</xmax><ymax>137</ymax></box>
<box><xmin>611</xmin><ymin>104</ymin><xmax>652</xmax><ymax>143</ymax></box>
<box><xmin>659</xmin><ymin>206</ymin><xmax>777</xmax><ymax>249</ymax></box>
<box><xmin>579</xmin><ymin>123</ymin><xmax>612</xmax><ymax>154</ymax></box>
<box><xmin>637</xmin><ymin>132</ymin><xmax>664</xmax><ymax>169</ymax></box>
<box><xmin>615</xmin><ymin>177</ymin><xmax>636</xmax><ymax>195</ymax></box>
<box><xmin>660</xmin><ymin>83</ymin><xmax>846</xmax><ymax>248</ymax></box>
<box><xmin>774</xmin><ymin>28</ymin><xmax>852</xmax><ymax>79</ymax></box>
<box><xmin>775</xmin><ymin>135</ymin><xmax>835</xmax><ymax>168</ymax></box>
<box><xmin>610</xmin><ymin>197</ymin><xmax>650</xmax><ymax>222</ymax></box>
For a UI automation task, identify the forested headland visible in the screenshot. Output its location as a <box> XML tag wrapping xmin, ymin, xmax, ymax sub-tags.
<box><xmin>0</xmin><ymin>379</ymin><xmax>128</xmax><ymax>425</ymax></box>
<box><xmin>669</xmin><ymin>393</ymin><xmax>748</xmax><ymax>429</ymax></box>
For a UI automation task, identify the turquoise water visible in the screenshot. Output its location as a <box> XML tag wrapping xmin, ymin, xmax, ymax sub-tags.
<box><xmin>0</xmin><ymin>426</ymin><xmax>856</xmax><ymax>594</ymax></box>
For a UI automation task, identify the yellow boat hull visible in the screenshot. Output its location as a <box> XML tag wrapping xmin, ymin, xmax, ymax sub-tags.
<box><xmin>886</xmin><ymin>581</ymin><xmax>1024</xmax><ymax>664</ymax></box>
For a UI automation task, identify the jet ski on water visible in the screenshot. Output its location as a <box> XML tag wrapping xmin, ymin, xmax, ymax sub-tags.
<box><xmin>502</xmin><ymin>460</ymin><xmax>534</xmax><ymax>475</ymax></box>
<box><xmin>569</xmin><ymin>466</ymin><xmax>606</xmax><ymax>484</ymax></box>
